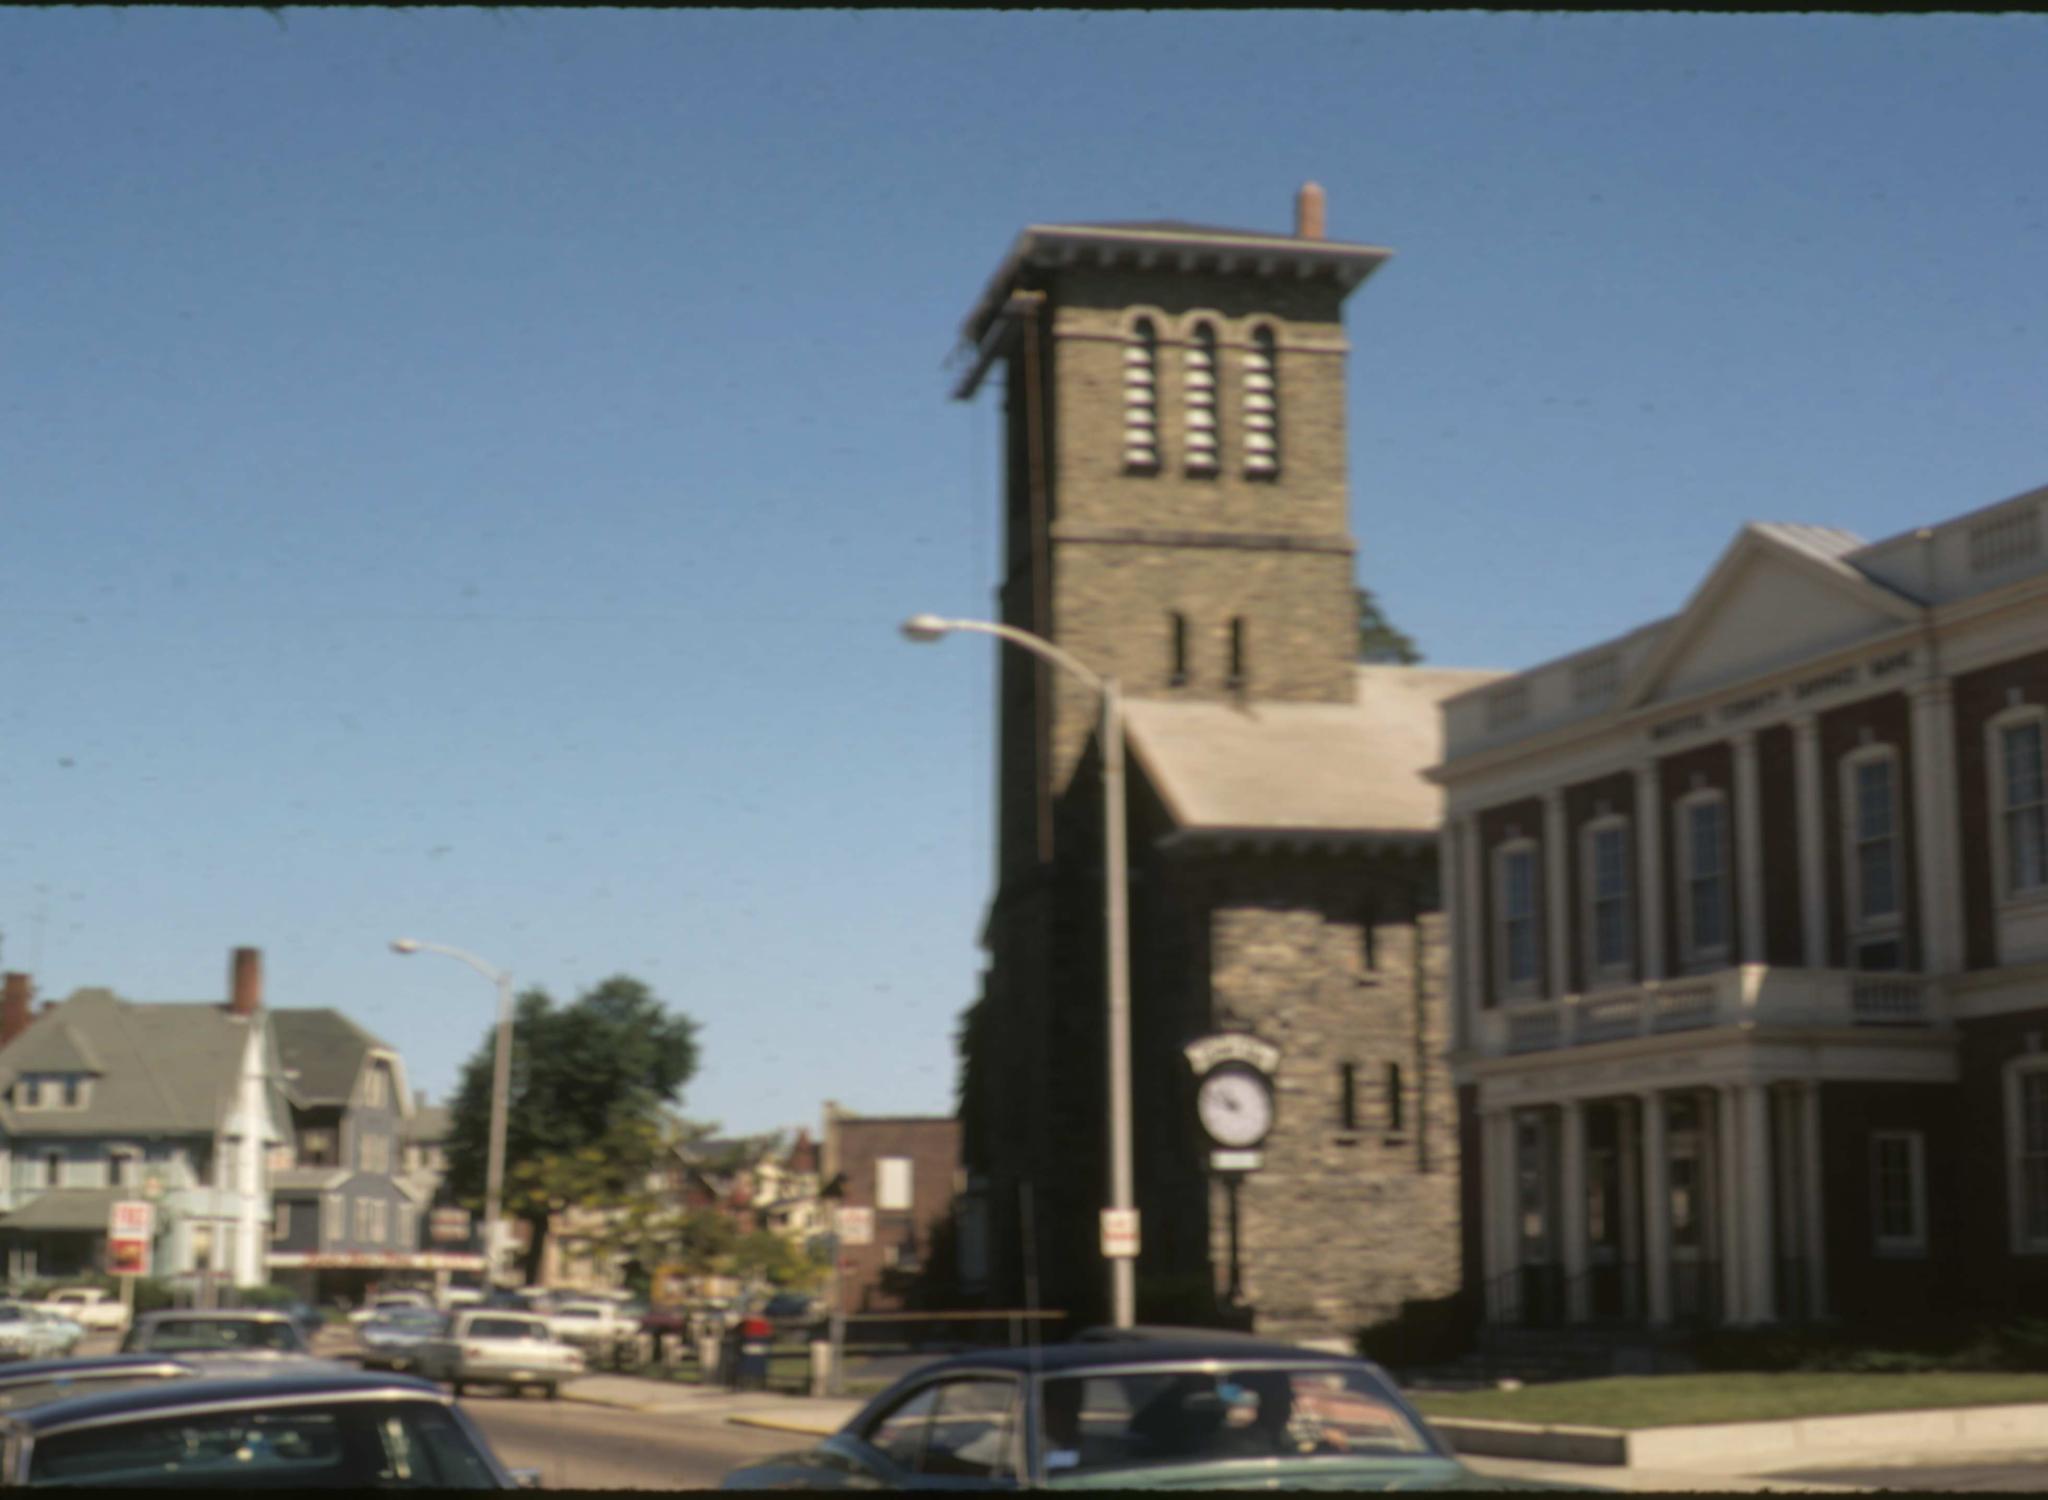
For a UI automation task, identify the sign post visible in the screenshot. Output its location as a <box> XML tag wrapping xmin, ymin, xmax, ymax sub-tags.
<box><xmin>108</xmin><ymin>1200</ymin><xmax>153</xmax><ymax>1320</ymax></box>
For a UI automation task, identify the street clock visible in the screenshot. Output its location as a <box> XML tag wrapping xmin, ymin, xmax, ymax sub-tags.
<box><xmin>1196</xmin><ymin>1063</ymin><xmax>1274</xmax><ymax>1149</ymax></box>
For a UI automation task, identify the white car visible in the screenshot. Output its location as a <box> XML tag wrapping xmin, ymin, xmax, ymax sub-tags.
<box><xmin>0</xmin><ymin>1303</ymin><xmax>85</xmax><ymax>1361</ymax></box>
<box><xmin>36</xmin><ymin>1287</ymin><xmax>130</xmax><ymax>1333</ymax></box>
<box><xmin>546</xmin><ymin>1300</ymin><xmax>638</xmax><ymax>1359</ymax></box>
<box><xmin>414</xmin><ymin>1310</ymin><xmax>584</xmax><ymax>1399</ymax></box>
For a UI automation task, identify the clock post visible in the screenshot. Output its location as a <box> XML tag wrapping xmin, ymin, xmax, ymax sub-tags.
<box><xmin>1184</xmin><ymin>1033</ymin><xmax>1280</xmax><ymax>1315</ymax></box>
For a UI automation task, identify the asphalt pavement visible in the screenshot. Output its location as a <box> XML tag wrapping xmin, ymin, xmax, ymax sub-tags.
<box><xmin>464</xmin><ymin>1388</ymin><xmax>796</xmax><ymax>1489</ymax></box>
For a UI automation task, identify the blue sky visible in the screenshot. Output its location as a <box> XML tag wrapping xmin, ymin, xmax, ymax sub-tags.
<box><xmin>4</xmin><ymin>11</ymin><xmax>2045</xmax><ymax>1136</ymax></box>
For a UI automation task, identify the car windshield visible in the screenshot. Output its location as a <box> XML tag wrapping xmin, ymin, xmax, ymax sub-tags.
<box><xmin>466</xmin><ymin>1317</ymin><xmax>543</xmax><ymax>1340</ymax></box>
<box><xmin>140</xmin><ymin>1318</ymin><xmax>303</xmax><ymax>1353</ymax></box>
<box><xmin>28</xmin><ymin>1398</ymin><xmax>500</xmax><ymax>1488</ymax></box>
<box><xmin>379</xmin><ymin>1310</ymin><xmax>446</xmax><ymax>1331</ymax></box>
<box><xmin>1036</xmin><ymin>1365</ymin><xmax>1433</xmax><ymax>1480</ymax></box>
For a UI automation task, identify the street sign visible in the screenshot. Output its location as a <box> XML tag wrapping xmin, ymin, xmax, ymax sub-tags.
<box><xmin>108</xmin><ymin>1200</ymin><xmax>153</xmax><ymax>1278</ymax></box>
<box><xmin>836</xmin><ymin>1207</ymin><xmax>874</xmax><ymax>1246</ymax></box>
<box><xmin>1100</xmin><ymin>1208</ymin><xmax>1140</xmax><ymax>1259</ymax></box>
<box><xmin>429</xmin><ymin>1206</ymin><xmax>472</xmax><ymax>1244</ymax></box>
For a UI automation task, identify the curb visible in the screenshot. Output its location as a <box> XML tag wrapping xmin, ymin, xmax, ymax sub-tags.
<box><xmin>726</xmin><ymin>1412</ymin><xmax>842</xmax><ymax>1436</ymax></box>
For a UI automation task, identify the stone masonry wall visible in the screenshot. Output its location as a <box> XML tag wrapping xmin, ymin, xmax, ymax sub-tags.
<box><xmin>1207</xmin><ymin>905</ymin><xmax>1460</xmax><ymax>1339</ymax></box>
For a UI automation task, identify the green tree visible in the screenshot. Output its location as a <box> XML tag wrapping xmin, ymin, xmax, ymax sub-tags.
<box><xmin>1356</xmin><ymin>586</ymin><xmax>1422</xmax><ymax>665</ymax></box>
<box><xmin>445</xmin><ymin>975</ymin><xmax>699</xmax><ymax>1284</ymax></box>
<box><xmin>732</xmin><ymin>1228</ymin><xmax>828</xmax><ymax>1293</ymax></box>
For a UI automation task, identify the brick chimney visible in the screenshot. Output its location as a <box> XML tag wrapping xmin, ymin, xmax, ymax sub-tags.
<box><xmin>0</xmin><ymin>973</ymin><xmax>33</xmax><ymax>1049</ymax></box>
<box><xmin>1296</xmin><ymin>180</ymin><xmax>1326</xmax><ymax>240</ymax></box>
<box><xmin>228</xmin><ymin>946</ymin><xmax>262</xmax><ymax>1018</ymax></box>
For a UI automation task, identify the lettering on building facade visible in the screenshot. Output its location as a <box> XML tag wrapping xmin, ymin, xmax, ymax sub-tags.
<box><xmin>1645</xmin><ymin>649</ymin><xmax>1918</xmax><ymax>745</ymax></box>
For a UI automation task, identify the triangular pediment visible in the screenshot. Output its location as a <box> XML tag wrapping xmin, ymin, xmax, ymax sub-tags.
<box><xmin>1621</xmin><ymin>525</ymin><xmax>1922</xmax><ymax>709</ymax></box>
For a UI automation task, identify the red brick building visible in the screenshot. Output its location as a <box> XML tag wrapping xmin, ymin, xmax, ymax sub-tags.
<box><xmin>821</xmin><ymin>1105</ymin><xmax>960</xmax><ymax>1313</ymax></box>
<box><xmin>1434</xmin><ymin>485</ymin><xmax>2048</xmax><ymax>1332</ymax></box>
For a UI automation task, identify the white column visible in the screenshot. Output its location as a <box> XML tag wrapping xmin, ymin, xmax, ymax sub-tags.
<box><xmin>1560</xmin><ymin>1098</ymin><xmax>1588</xmax><ymax>1321</ymax></box>
<box><xmin>1545</xmin><ymin>790</ymin><xmax>1572</xmax><ymax>1001</ymax></box>
<box><xmin>1618</xmin><ymin>1101</ymin><xmax>1643</xmax><ymax>1321</ymax></box>
<box><xmin>1800</xmin><ymin>1082</ymin><xmax>1828</xmax><ymax>1321</ymax></box>
<box><xmin>1716</xmin><ymin>1086</ymin><xmax>1745</xmax><ymax>1323</ymax></box>
<box><xmin>1742</xmin><ymin>1082</ymin><xmax>1776</xmax><ymax>1322</ymax></box>
<box><xmin>1733</xmin><ymin>731</ymin><xmax>1766</xmax><ymax>965</ymax></box>
<box><xmin>1441</xmin><ymin>823</ymin><xmax>1466</xmax><ymax>1053</ymax></box>
<box><xmin>1481</xmin><ymin>1108</ymin><xmax>1512</xmax><ymax>1321</ymax></box>
<box><xmin>1910</xmin><ymin>680</ymin><xmax>1962</xmax><ymax>975</ymax></box>
<box><xmin>1636</xmin><ymin>766</ymin><xmax>1665</xmax><ymax>982</ymax></box>
<box><xmin>1461</xmin><ymin>815</ymin><xmax>1487</xmax><ymax>1029</ymax></box>
<box><xmin>1793</xmin><ymin>715</ymin><xmax>1829</xmax><ymax>969</ymax></box>
<box><xmin>1640</xmin><ymin>1091</ymin><xmax>1671</xmax><ymax>1326</ymax></box>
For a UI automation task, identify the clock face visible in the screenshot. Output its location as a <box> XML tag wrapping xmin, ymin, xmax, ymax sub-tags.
<box><xmin>1197</xmin><ymin>1065</ymin><xmax>1273</xmax><ymax>1148</ymax></box>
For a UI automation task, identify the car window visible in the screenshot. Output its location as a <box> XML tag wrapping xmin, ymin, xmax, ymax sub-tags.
<box><xmin>139</xmin><ymin>1318</ymin><xmax>303</xmax><ymax>1353</ymax></box>
<box><xmin>921</xmin><ymin>1377</ymin><xmax>1020</xmax><ymax>1481</ymax></box>
<box><xmin>1037</xmin><ymin>1365</ymin><xmax>1430</xmax><ymax>1479</ymax></box>
<box><xmin>863</xmin><ymin>1382</ymin><xmax>941</xmax><ymax>1472</ymax></box>
<box><xmin>27</xmin><ymin>1400</ymin><xmax>500</xmax><ymax>1488</ymax></box>
<box><xmin>465</xmin><ymin>1316</ymin><xmax>542</xmax><ymax>1340</ymax></box>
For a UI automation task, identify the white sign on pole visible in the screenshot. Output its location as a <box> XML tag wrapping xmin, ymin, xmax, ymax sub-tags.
<box><xmin>836</xmin><ymin>1206</ymin><xmax>874</xmax><ymax>1247</ymax></box>
<box><xmin>1100</xmin><ymin>1208</ymin><xmax>1140</xmax><ymax>1260</ymax></box>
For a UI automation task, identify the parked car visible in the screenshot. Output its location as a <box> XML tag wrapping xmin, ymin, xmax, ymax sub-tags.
<box><xmin>347</xmin><ymin>1290</ymin><xmax>435</xmax><ymax>1326</ymax></box>
<box><xmin>722</xmin><ymin>1330</ymin><xmax>1546</xmax><ymax>1491</ymax></box>
<box><xmin>0</xmin><ymin>1365</ymin><xmax>536</xmax><ymax>1488</ymax></box>
<box><xmin>547</xmin><ymin>1299</ymin><xmax>639</xmax><ymax>1361</ymax></box>
<box><xmin>413</xmin><ymin>1309</ymin><xmax>584</xmax><ymax>1399</ymax></box>
<box><xmin>34</xmin><ymin>1287</ymin><xmax>130</xmax><ymax>1333</ymax></box>
<box><xmin>355</xmin><ymin>1306</ymin><xmax>449</xmax><ymax>1372</ymax></box>
<box><xmin>0</xmin><ymin>1307</ymin><xmax>83</xmax><ymax>1363</ymax></box>
<box><xmin>119</xmin><ymin>1310</ymin><xmax>314</xmax><ymax>1358</ymax></box>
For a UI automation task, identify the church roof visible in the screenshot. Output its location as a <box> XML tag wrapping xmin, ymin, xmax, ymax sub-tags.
<box><xmin>1123</xmin><ymin>665</ymin><xmax>1504</xmax><ymax>842</ymax></box>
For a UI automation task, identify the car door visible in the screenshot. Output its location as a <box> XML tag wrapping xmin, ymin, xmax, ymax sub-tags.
<box><xmin>844</xmin><ymin>1375</ymin><xmax>1023</xmax><ymax>1491</ymax></box>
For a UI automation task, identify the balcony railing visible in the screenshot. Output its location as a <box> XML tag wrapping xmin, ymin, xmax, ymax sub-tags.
<box><xmin>1478</xmin><ymin>966</ymin><xmax>1943</xmax><ymax>1058</ymax></box>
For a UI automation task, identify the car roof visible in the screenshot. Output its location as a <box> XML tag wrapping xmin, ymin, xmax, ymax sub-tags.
<box><xmin>891</xmin><ymin>1333</ymin><xmax>1366</xmax><ymax>1379</ymax></box>
<box><xmin>6</xmin><ymin>1367</ymin><xmax>447</xmax><ymax>1434</ymax></box>
<box><xmin>136</xmin><ymin>1308</ymin><xmax>295</xmax><ymax>1323</ymax></box>
<box><xmin>0</xmin><ymin>1354</ymin><xmax>192</xmax><ymax>1386</ymax></box>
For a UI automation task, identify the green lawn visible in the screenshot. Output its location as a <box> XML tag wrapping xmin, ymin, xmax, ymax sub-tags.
<box><xmin>1410</xmin><ymin>1372</ymin><xmax>2048</xmax><ymax>1430</ymax></box>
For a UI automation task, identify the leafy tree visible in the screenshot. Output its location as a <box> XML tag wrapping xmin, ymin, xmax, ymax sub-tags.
<box><xmin>444</xmin><ymin>975</ymin><xmax>698</xmax><ymax>1284</ymax></box>
<box><xmin>1356</xmin><ymin>586</ymin><xmax>1422</xmax><ymax>665</ymax></box>
<box><xmin>732</xmin><ymin>1228</ymin><xmax>828</xmax><ymax>1293</ymax></box>
<box><xmin>673</xmin><ymin>1208</ymin><xmax>741</xmax><ymax>1282</ymax></box>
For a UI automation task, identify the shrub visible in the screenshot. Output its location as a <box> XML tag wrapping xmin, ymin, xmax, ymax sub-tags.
<box><xmin>1355</xmin><ymin>1291</ymin><xmax>1478</xmax><ymax>1370</ymax></box>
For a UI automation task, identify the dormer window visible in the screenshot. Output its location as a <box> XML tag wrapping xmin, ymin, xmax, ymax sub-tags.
<box><xmin>1243</xmin><ymin>325</ymin><xmax>1279</xmax><ymax>478</ymax></box>
<box><xmin>1123</xmin><ymin>318</ymin><xmax>1160</xmax><ymax>471</ymax></box>
<box><xmin>1183</xmin><ymin>322</ymin><xmax>1218</xmax><ymax>475</ymax></box>
<box><xmin>16</xmin><ymin>1074</ymin><xmax>90</xmax><ymax>1111</ymax></box>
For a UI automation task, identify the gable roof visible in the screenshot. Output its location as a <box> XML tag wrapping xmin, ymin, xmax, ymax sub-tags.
<box><xmin>3</xmin><ymin>1021</ymin><xmax>101</xmax><ymax>1076</ymax></box>
<box><xmin>0</xmin><ymin>989</ymin><xmax>252</xmax><ymax>1137</ymax></box>
<box><xmin>402</xmin><ymin>1102</ymin><xmax>449</xmax><ymax>1144</ymax></box>
<box><xmin>271</xmin><ymin>1009</ymin><xmax>389</xmax><ymax>1107</ymax></box>
<box><xmin>1123</xmin><ymin>665</ymin><xmax>1504</xmax><ymax>840</ymax></box>
<box><xmin>1618</xmin><ymin>521</ymin><xmax>1924</xmax><ymax>710</ymax></box>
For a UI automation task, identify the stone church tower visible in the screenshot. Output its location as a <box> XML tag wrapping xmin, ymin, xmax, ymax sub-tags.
<box><xmin>950</xmin><ymin>188</ymin><xmax>1492</xmax><ymax>1339</ymax></box>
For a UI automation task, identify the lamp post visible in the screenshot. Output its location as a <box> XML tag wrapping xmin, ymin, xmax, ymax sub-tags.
<box><xmin>900</xmin><ymin>612</ymin><xmax>1135</xmax><ymax>1329</ymax></box>
<box><xmin>390</xmin><ymin>938</ymin><xmax>515</xmax><ymax>1288</ymax></box>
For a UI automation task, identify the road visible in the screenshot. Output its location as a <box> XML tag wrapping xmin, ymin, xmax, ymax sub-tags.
<box><xmin>464</xmin><ymin>1391</ymin><xmax>797</xmax><ymax>1489</ymax></box>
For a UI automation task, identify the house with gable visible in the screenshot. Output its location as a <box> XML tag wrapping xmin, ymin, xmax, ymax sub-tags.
<box><xmin>265</xmin><ymin>1010</ymin><xmax>479</xmax><ymax>1303</ymax></box>
<box><xmin>0</xmin><ymin>950</ymin><xmax>286</xmax><ymax>1291</ymax></box>
<box><xmin>1435</xmin><ymin>482</ymin><xmax>2048</xmax><ymax>1336</ymax></box>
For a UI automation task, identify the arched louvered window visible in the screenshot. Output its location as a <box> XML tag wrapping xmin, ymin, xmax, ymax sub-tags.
<box><xmin>1169</xmin><ymin>611</ymin><xmax>1188</xmax><ymax>687</ymax></box>
<box><xmin>1123</xmin><ymin>318</ymin><xmax>1159</xmax><ymax>471</ymax></box>
<box><xmin>1183</xmin><ymin>322</ymin><xmax>1218</xmax><ymax>475</ymax></box>
<box><xmin>1228</xmin><ymin>616</ymin><xmax>1247</xmax><ymax>688</ymax></box>
<box><xmin>1243</xmin><ymin>325</ymin><xmax>1279</xmax><ymax>477</ymax></box>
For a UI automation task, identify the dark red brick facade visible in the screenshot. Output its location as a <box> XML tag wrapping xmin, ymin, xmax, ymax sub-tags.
<box><xmin>827</xmin><ymin>1115</ymin><xmax>961</xmax><ymax>1315</ymax></box>
<box><xmin>1954</xmin><ymin>648</ymin><xmax>2048</xmax><ymax>971</ymax></box>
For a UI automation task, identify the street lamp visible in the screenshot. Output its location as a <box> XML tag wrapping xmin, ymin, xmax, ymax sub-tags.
<box><xmin>390</xmin><ymin>938</ymin><xmax>515</xmax><ymax>1289</ymax></box>
<box><xmin>900</xmin><ymin>613</ymin><xmax>1135</xmax><ymax>1329</ymax></box>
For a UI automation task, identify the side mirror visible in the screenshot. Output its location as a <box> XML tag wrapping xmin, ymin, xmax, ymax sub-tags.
<box><xmin>509</xmin><ymin>1467</ymin><xmax>543</xmax><ymax>1489</ymax></box>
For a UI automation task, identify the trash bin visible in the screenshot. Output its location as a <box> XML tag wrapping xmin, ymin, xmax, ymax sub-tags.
<box><xmin>729</xmin><ymin>1315</ymin><xmax>773</xmax><ymax>1391</ymax></box>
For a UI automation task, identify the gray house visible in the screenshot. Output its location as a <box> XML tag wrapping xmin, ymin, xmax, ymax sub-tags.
<box><xmin>266</xmin><ymin>1010</ymin><xmax>478</xmax><ymax>1303</ymax></box>
<box><xmin>0</xmin><ymin>952</ymin><xmax>288</xmax><ymax>1291</ymax></box>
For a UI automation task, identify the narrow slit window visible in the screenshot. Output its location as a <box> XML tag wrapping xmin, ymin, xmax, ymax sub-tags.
<box><xmin>1169</xmin><ymin>612</ymin><xmax>1188</xmax><ymax>687</ymax></box>
<box><xmin>1243</xmin><ymin>326</ymin><xmax>1279</xmax><ymax>477</ymax></box>
<box><xmin>1339</xmin><ymin>1064</ymin><xmax>1358</xmax><ymax>1131</ymax></box>
<box><xmin>1123</xmin><ymin>319</ymin><xmax>1159</xmax><ymax>471</ymax></box>
<box><xmin>1386</xmin><ymin>1063</ymin><xmax>1404</xmax><ymax>1134</ymax></box>
<box><xmin>1184</xmin><ymin>322</ymin><xmax>1218</xmax><ymax>475</ymax></box>
<box><xmin>1228</xmin><ymin>617</ymin><xmax>1247</xmax><ymax>687</ymax></box>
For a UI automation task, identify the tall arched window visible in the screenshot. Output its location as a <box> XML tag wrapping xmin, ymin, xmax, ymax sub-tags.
<box><xmin>1183</xmin><ymin>322</ymin><xmax>1218</xmax><ymax>475</ymax></box>
<box><xmin>1168</xmin><ymin>611</ymin><xmax>1188</xmax><ymax>687</ymax></box>
<box><xmin>1243</xmin><ymin>325</ymin><xmax>1279</xmax><ymax>477</ymax></box>
<box><xmin>1123</xmin><ymin>318</ymin><xmax>1159</xmax><ymax>471</ymax></box>
<box><xmin>1227</xmin><ymin>616</ymin><xmax>1247</xmax><ymax>688</ymax></box>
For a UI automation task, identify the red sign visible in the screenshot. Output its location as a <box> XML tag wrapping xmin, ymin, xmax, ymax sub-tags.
<box><xmin>107</xmin><ymin>1200</ymin><xmax>153</xmax><ymax>1278</ymax></box>
<box><xmin>429</xmin><ymin>1207</ymin><xmax>472</xmax><ymax>1244</ymax></box>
